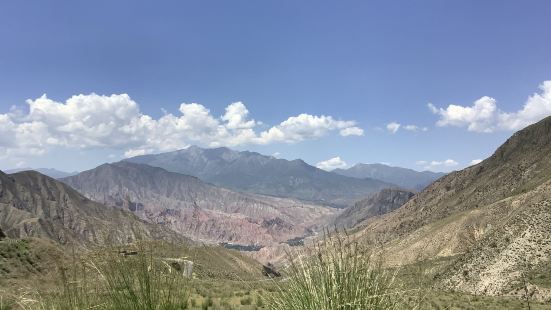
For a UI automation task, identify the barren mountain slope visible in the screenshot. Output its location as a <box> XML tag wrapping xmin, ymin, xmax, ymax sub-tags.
<box><xmin>355</xmin><ymin>115</ymin><xmax>551</xmax><ymax>299</ymax></box>
<box><xmin>361</xmin><ymin>115</ymin><xmax>551</xmax><ymax>241</ymax></box>
<box><xmin>440</xmin><ymin>187</ymin><xmax>551</xmax><ymax>302</ymax></box>
<box><xmin>334</xmin><ymin>188</ymin><xmax>414</xmax><ymax>229</ymax></box>
<box><xmin>62</xmin><ymin>162</ymin><xmax>336</xmax><ymax>245</ymax></box>
<box><xmin>0</xmin><ymin>170</ymin><xmax>185</xmax><ymax>246</ymax></box>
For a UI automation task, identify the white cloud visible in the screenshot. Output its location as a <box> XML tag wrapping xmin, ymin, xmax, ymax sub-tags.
<box><xmin>469</xmin><ymin>159</ymin><xmax>483</xmax><ymax>166</ymax></box>
<box><xmin>0</xmin><ymin>93</ymin><xmax>364</xmax><ymax>160</ymax></box>
<box><xmin>416</xmin><ymin>159</ymin><xmax>458</xmax><ymax>171</ymax></box>
<box><xmin>221</xmin><ymin>102</ymin><xmax>256</xmax><ymax>129</ymax></box>
<box><xmin>339</xmin><ymin>126</ymin><xmax>364</xmax><ymax>137</ymax></box>
<box><xmin>403</xmin><ymin>125</ymin><xmax>428</xmax><ymax>132</ymax></box>
<box><xmin>256</xmin><ymin>114</ymin><xmax>359</xmax><ymax>144</ymax></box>
<box><xmin>429</xmin><ymin>81</ymin><xmax>551</xmax><ymax>133</ymax></box>
<box><xmin>386</xmin><ymin>122</ymin><xmax>427</xmax><ymax>133</ymax></box>
<box><xmin>316</xmin><ymin>156</ymin><xmax>347</xmax><ymax>171</ymax></box>
<box><xmin>386</xmin><ymin>122</ymin><xmax>401</xmax><ymax>133</ymax></box>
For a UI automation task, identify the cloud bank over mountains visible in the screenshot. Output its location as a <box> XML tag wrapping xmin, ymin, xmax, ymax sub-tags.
<box><xmin>316</xmin><ymin>156</ymin><xmax>348</xmax><ymax>171</ymax></box>
<box><xmin>0</xmin><ymin>94</ymin><xmax>364</xmax><ymax>159</ymax></box>
<box><xmin>429</xmin><ymin>81</ymin><xmax>551</xmax><ymax>133</ymax></box>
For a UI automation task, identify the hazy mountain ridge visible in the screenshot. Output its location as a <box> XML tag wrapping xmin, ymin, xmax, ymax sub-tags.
<box><xmin>124</xmin><ymin>146</ymin><xmax>394</xmax><ymax>206</ymax></box>
<box><xmin>355</xmin><ymin>115</ymin><xmax>551</xmax><ymax>300</ymax></box>
<box><xmin>62</xmin><ymin>162</ymin><xmax>336</xmax><ymax>245</ymax></box>
<box><xmin>0</xmin><ymin>170</ymin><xmax>185</xmax><ymax>246</ymax></box>
<box><xmin>4</xmin><ymin>168</ymin><xmax>78</xmax><ymax>179</ymax></box>
<box><xmin>333</xmin><ymin>163</ymin><xmax>445</xmax><ymax>191</ymax></box>
<box><xmin>334</xmin><ymin>188</ymin><xmax>414</xmax><ymax>229</ymax></box>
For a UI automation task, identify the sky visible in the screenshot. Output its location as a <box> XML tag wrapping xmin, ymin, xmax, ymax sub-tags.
<box><xmin>0</xmin><ymin>0</ymin><xmax>550</xmax><ymax>173</ymax></box>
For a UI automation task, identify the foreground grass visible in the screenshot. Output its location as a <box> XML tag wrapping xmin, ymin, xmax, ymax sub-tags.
<box><xmin>1</xmin><ymin>238</ymin><xmax>550</xmax><ymax>309</ymax></box>
<box><xmin>26</xmin><ymin>245</ymin><xmax>190</xmax><ymax>310</ymax></box>
<box><xmin>267</xmin><ymin>233</ymin><xmax>422</xmax><ymax>310</ymax></box>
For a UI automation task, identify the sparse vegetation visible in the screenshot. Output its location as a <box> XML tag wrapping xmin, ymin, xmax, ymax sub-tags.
<box><xmin>3</xmin><ymin>237</ymin><xmax>551</xmax><ymax>309</ymax></box>
<box><xmin>3</xmin><ymin>242</ymin><xmax>191</xmax><ymax>310</ymax></box>
<box><xmin>267</xmin><ymin>231</ymin><xmax>422</xmax><ymax>310</ymax></box>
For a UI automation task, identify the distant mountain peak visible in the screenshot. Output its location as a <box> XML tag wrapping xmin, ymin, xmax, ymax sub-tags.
<box><xmin>334</xmin><ymin>162</ymin><xmax>445</xmax><ymax>191</ymax></box>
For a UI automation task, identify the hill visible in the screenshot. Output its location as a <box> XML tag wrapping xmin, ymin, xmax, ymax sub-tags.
<box><xmin>0</xmin><ymin>170</ymin><xmax>185</xmax><ymax>246</ymax></box>
<box><xmin>333</xmin><ymin>163</ymin><xmax>444</xmax><ymax>191</ymax></box>
<box><xmin>334</xmin><ymin>188</ymin><xmax>414</xmax><ymax>229</ymax></box>
<box><xmin>124</xmin><ymin>146</ymin><xmax>394</xmax><ymax>206</ymax></box>
<box><xmin>62</xmin><ymin>162</ymin><xmax>336</xmax><ymax>246</ymax></box>
<box><xmin>4</xmin><ymin>168</ymin><xmax>78</xmax><ymax>179</ymax></box>
<box><xmin>357</xmin><ymin>115</ymin><xmax>551</xmax><ymax>301</ymax></box>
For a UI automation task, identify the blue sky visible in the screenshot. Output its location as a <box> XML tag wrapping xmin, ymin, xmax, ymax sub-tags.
<box><xmin>0</xmin><ymin>0</ymin><xmax>550</xmax><ymax>172</ymax></box>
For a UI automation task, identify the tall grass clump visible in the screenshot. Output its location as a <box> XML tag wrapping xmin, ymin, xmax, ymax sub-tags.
<box><xmin>267</xmin><ymin>231</ymin><xmax>420</xmax><ymax>310</ymax></box>
<box><xmin>40</xmin><ymin>242</ymin><xmax>191</xmax><ymax>309</ymax></box>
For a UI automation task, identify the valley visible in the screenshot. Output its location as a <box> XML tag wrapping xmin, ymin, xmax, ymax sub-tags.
<box><xmin>3</xmin><ymin>116</ymin><xmax>551</xmax><ymax>309</ymax></box>
<box><xmin>0</xmin><ymin>105</ymin><xmax>551</xmax><ymax>309</ymax></box>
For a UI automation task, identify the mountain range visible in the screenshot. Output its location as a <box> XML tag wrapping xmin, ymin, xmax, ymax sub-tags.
<box><xmin>333</xmin><ymin>163</ymin><xmax>445</xmax><ymax>191</ymax></box>
<box><xmin>2</xmin><ymin>114</ymin><xmax>551</xmax><ymax>303</ymax></box>
<box><xmin>62</xmin><ymin>162</ymin><xmax>336</xmax><ymax>246</ymax></box>
<box><xmin>124</xmin><ymin>146</ymin><xmax>394</xmax><ymax>207</ymax></box>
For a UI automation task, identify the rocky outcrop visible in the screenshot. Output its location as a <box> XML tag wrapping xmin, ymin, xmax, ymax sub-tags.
<box><xmin>334</xmin><ymin>188</ymin><xmax>414</xmax><ymax>229</ymax></box>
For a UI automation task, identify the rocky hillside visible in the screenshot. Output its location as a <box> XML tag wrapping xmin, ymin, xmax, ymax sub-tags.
<box><xmin>356</xmin><ymin>115</ymin><xmax>551</xmax><ymax>301</ymax></box>
<box><xmin>62</xmin><ymin>162</ymin><xmax>336</xmax><ymax>246</ymax></box>
<box><xmin>334</xmin><ymin>163</ymin><xmax>444</xmax><ymax>191</ymax></box>
<box><xmin>441</xmin><ymin>194</ymin><xmax>551</xmax><ymax>301</ymax></box>
<box><xmin>0</xmin><ymin>170</ymin><xmax>185</xmax><ymax>246</ymax></box>
<box><xmin>124</xmin><ymin>146</ymin><xmax>394</xmax><ymax>206</ymax></box>
<box><xmin>334</xmin><ymin>188</ymin><xmax>414</xmax><ymax>229</ymax></box>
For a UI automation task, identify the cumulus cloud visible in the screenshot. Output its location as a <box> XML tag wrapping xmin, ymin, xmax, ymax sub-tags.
<box><xmin>429</xmin><ymin>81</ymin><xmax>551</xmax><ymax>132</ymax></box>
<box><xmin>416</xmin><ymin>159</ymin><xmax>458</xmax><ymax>171</ymax></box>
<box><xmin>316</xmin><ymin>156</ymin><xmax>347</xmax><ymax>171</ymax></box>
<box><xmin>256</xmin><ymin>114</ymin><xmax>359</xmax><ymax>144</ymax></box>
<box><xmin>221</xmin><ymin>102</ymin><xmax>256</xmax><ymax>129</ymax></box>
<box><xmin>0</xmin><ymin>93</ymin><xmax>364</xmax><ymax>160</ymax></box>
<box><xmin>469</xmin><ymin>159</ymin><xmax>483</xmax><ymax>166</ymax></box>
